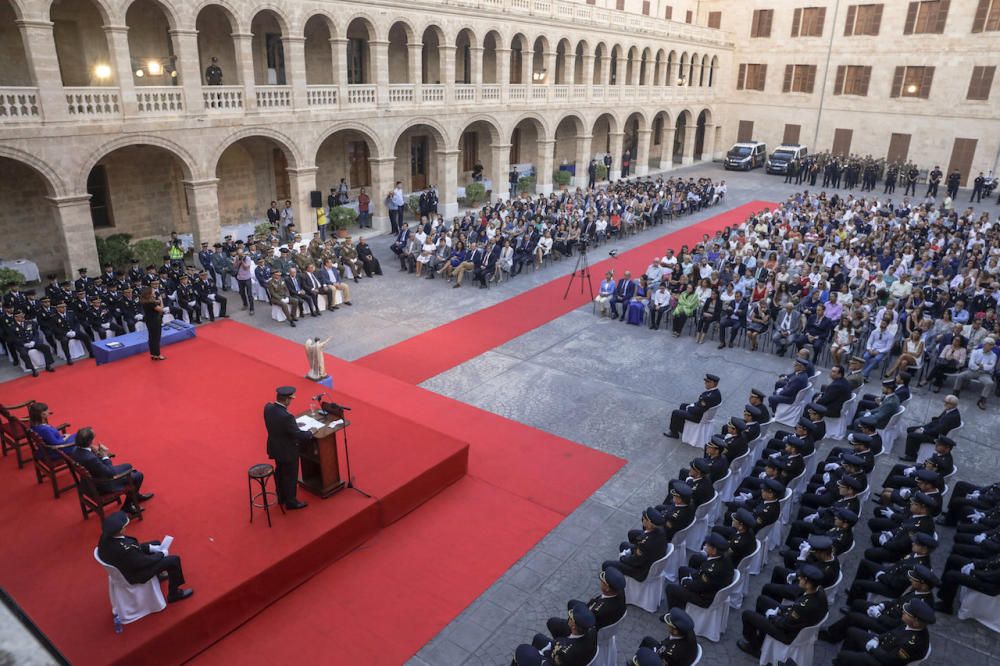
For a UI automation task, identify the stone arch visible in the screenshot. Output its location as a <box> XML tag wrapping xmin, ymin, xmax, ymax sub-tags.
<box><xmin>47</xmin><ymin>0</ymin><xmax>113</xmax><ymax>25</ymax></box>
<box><xmin>120</xmin><ymin>0</ymin><xmax>177</xmax><ymax>29</ymax></box>
<box><xmin>456</xmin><ymin>115</ymin><xmax>503</xmax><ymax>184</ymax></box>
<box><xmin>454</xmin><ymin>114</ymin><xmax>503</xmax><ymax>147</ymax></box>
<box><xmin>421</xmin><ymin>23</ymin><xmax>446</xmax><ymax>84</ymax></box>
<box><xmin>314</xmin><ymin>123</ymin><xmax>381</xmax><ymax>195</ymax></box>
<box><xmin>343</xmin><ymin>12</ymin><xmax>378</xmax><ymax>40</ymax></box>
<box><xmin>390</xmin><ymin>116</ymin><xmax>451</xmax><ymax>156</ymax></box>
<box><xmin>211</xmin><ymin>127</ymin><xmax>303</xmax><ymax>174</ymax></box>
<box><xmin>639</xmin><ymin>47</ymin><xmax>652</xmax><ymax>85</ymax></box>
<box><xmin>314</xmin><ymin>122</ymin><xmax>384</xmax><ymax>160</ymax></box>
<box><xmin>125</xmin><ymin>0</ymin><xmax>178</xmax><ymax>86</ymax></box>
<box><xmin>625</xmin><ymin>45</ymin><xmax>638</xmax><ymax>85</ymax></box>
<box><xmin>666</xmin><ymin>50</ymin><xmax>676</xmax><ymax>85</ymax></box>
<box><xmin>249</xmin><ymin>7</ymin><xmax>290</xmax><ymax>84</ymax></box>
<box><xmin>196</xmin><ymin>3</ymin><xmax>239</xmax><ymax>84</ymax></box>
<box><xmin>481</xmin><ymin>29</ymin><xmax>502</xmax><ymax>84</ymax></box>
<box><xmin>248</xmin><ymin>4</ymin><xmax>290</xmax><ymax>34</ymax></box>
<box><xmin>79</xmin><ymin>135</ymin><xmax>197</xmax><ymax>193</ymax></box>
<box><xmin>508</xmin><ymin>112</ymin><xmax>549</xmax><ymax>144</ymax></box>
<box><xmin>678</xmin><ymin>52</ymin><xmax>689</xmax><ymax>86</ymax></box>
<box><xmin>709</xmin><ymin>56</ymin><xmax>719</xmax><ymax>87</ymax></box>
<box><xmin>4</xmin><ymin>0</ymin><xmax>24</xmax><ymax>20</ymax></box>
<box><xmin>653</xmin><ymin>49</ymin><xmax>665</xmax><ymax>86</ymax></box>
<box><xmin>387</xmin><ymin>20</ymin><xmax>415</xmax><ymax>84</ymax></box>
<box><xmin>345</xmin><ymin>15</ymin><xmax>377</xmax><ymax>83</ymax></box>
<box><xmin>391</xmin><ymin>118</ymin><xmax>450</xmax><ymax>193</ymax></box>
<box><xmin>688</xmin><ymin>51</ymin><xmax>699</xmax><ymax>86</ymax></box>
<box><xmin>0</xmin><ymin>146</ymin><xmax>65</xmax><ymax>197</ymax></box>
<box><xmin>303</xmin><ymin>13</ymin><xmax>336</xmax><ymax>84</ymax></box>
<box><xmin>591</xmin><ymin>111</ymin><xmax>618</xmax><ymax>156</ymax></box>
<box><xmin>553</xmin><ymin>111</ymin><xmax>586</xmax><ymax>136</ymax></box>
<box><xmin>0</xmin><ymin>0</ymin><xmax>30</xmax><ymax>85</ymax></box>
<box><xmin>50</xmin><ymin>0</ymin><xmax>114</xmax><ymax>85</ymax></box>
<box><xmin>609</xmin><ymin>43</ymin><xmax>623</xmax><ymax>84</ymax></box>
<box><xmin>622</xmin><ymin>110</ymin><xmax>648</xmax><ymax>165</ymax></box>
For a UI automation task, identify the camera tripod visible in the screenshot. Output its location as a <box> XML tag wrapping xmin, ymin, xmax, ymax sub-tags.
<box><xmin>563</xmin><ymin>242</ymin><xmax>595</xmax><ymax>312</ymax></box>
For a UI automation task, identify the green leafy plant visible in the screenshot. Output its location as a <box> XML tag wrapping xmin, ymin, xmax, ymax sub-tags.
<box><xmin>406</xmin><ymin>194</ymin><xmax>421</xmax><ymax>217</ymax></box>
<box><xmin>131</xmin><ymin>239</ymin><xmax>167</xmax><ymax>270</ymax></box>
<box><xmin>329</xmin><ymin>205</ymin><xmax>358</xmax><ymax>230</ymax></box>
<box><xmin>517</xmin><ymin>175</ymin><xmax>536</xmax><ymax>193</ymax></box>
<box><xmin>0</xmin><ymin>267</ymin><xmax>26</xmax><ymax>292</ymax></box>
<box><xmin>464</xmin><ymin>182</ymin><xmax>486</xmax><ymax>204</ymax></box>
<box><xmin>95</xmin><ymin>233</ymin><xmax>134</xmax><ymax>270</ymax></box>
<box><xmin>554</xmin><ymin>170</ymin><xmax>572</xmax><ymax>187</ymax></box>
<box><xmin>596</xmin><ymin>163</ymin><xmax>608</xmax><ymax>181</ymax></box>
<box><xmin>255</xmin><ymin>222</ymin><xmax>275</xmax><ymax>238</ymax></box>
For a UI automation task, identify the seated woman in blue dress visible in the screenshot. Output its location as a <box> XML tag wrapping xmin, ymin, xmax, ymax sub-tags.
<box><xmin>626</xmin><ymin>276</ymin><xmax>650</xmax><ymax>325</ymax></box>
<box><xmin>28</xmin><ymin>402</ymin><xmax>74</xmax><ymax>461</ymax></box>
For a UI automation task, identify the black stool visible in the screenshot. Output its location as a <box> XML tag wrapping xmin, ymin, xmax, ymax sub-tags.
<box><xmin>248</xmin><ymin>463</ymin><xmax>284</xmax><ymax>527</ymax></box>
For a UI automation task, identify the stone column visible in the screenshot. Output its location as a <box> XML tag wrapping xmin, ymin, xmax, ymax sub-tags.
<box><xmin>407</xmin><ymin>42</ymin><xmax>423</xmax><ymax>103</ymax></box>
<box><xmin>599</xmin><ymin>54</ymin><xmax>611</xmax><ymax>87</ymax></box>
<box><xmin>522</xmin><ymin>49</ymin><xmax>533</xmax><ymax>85</ymax></box>
<box><xmin>168</xmin><ymin>28</ymin><xmax>205</xmax><ymax>114</ymax></box>
<box><xmin>469</xmin><ymin>46</ymin><xmax>483</xmax><ymax>85</ymax></box>
<box><xmin>371</xmin><ymin>39</ymin><xmax>389</xmax><ymax>107</ymax></box>
<box><xmin>183</xmin><ymin>179</ymin><xmax>221</xmax><ymax>247</ymax></box>
<box><xmin>702</xmin><ymin>124</ymin><xmax>716</xmax><ymax>162</ymax></box>
<box><xmin>439</xmin><ymin>44</ymin><xmax>456</xmax><ymax>102</ymax></box>
<box><xmin>574</xmin><ymin>134</ymin><xmax>593</xmax><ymax>187</ymax></box>
<box><xmin>535</xmin><ymin>139</ymin><xmax>555</xmax><ymax>195</ymax></box>
<box><xmin>660</xmin><ymin>128</ymin><xmax>676</xmax><ymax>171</ymax></box>
<box><xmin>682</xmin><ymin>126</ymin><xmax>696</xmax><ymax>165</ymax></box>
<box><xmin>104</xmin><ymin>25</ymin><xmax>137</xmax><ymax>116</ymax></box>
<box><xmin>496</xmin><ymin>48</ymin><xmax>511</xmax><ymax>86</ymax></box>
<box><xmin>282</xmin><ymin>36</ymin><xmax>307</xmax><ymax>109</ymax></box>
<box><xmin>370</xmin><ymin>157</ymin><xmax>396</xmax><ymax>232</ymax></box>
<box><xmin>331</xmin><ymin>37</ymin><xmax>348</xmax><ymax>85</ymax></box>
<box><xmin>608</xmin><ymin>131</ymin><xmax>624</xmax><ymax>180</ymax></box>
<box><xmin>543</xmin><ymin>50</ymin><xmax>557</xmax><ymax>87</ymax></box>
<box><xmin>563</xmin><ymin>51</ymin><xmax>576</xmax><ymax>86</ymax></box>
<box><xmin>491</xmin><ymin>143</ymin><xmax>512</xmax><ymax>201</ymax></box>
<box><xmin>49</xmin><ymin>195</ymin><xmax>100</xmax><ymax>275</ymax></box>
<box><xmin>581</xmin><ymin>53</ymin><xmax>595</xmax><ymax>100</ymax></box>
<box><xmin>16</xmin><ymin>19</ymin><xmax>69</xmax><ymax>122</ymax></box>
<box><xmin>435</xmin><ymin>149</ymin><xmax>460</xmax><ymax>217</ymax></box>
<box><xmin>286</xmin><ymin>167</ymin><xmax>319</xmax><ymax>237</ymax></box>
<box><xmin>232</xmin><ymin>32</ymin><xmax>257</xmax><ymax>111</ymax></box>
<box><xmin>635</xmin><ymin>129</ymin><xmax>653</xmax><ymax>176</ymax></box>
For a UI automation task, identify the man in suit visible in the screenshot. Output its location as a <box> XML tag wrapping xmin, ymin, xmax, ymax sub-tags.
<box><xmin>71</xmin><ymin>427</ymin><xmax>151</xmax><ymax>515</ymax></box>
<box><xmin>769</xmin><ymin>358</ymin><xmax>811</xmax><ymax>410</ymax></box>
<box><xmin>664</xmin><ymin>373</ymin><xmax>722</xmax><ymax>439</ymax></box>
<box><xmin>609</xmin><ymin>271</ymin><xmax>637</xmax><ymax>321</ymax></box>
<box><xmin>546</xmin><ymin>566</ymin><xmax>626</xmax><ymax>638</ymax></box>
<box><xmin>845</xmin><ymin>355</ymin><xmax>866</xmax><ymax>391</ymax></box>
<box><xmin>772</xmin><ymin>302</ymin><xmax>803</xmax><ymax>356</ymax></box>
<box><xmin>815</xmin><ymin>365</ymin><xmax>853</xmax><ymax>418</ymax></box>
<box><xmin>317</xmin><ymin>259</ymin><xmax>353</xmax><ymax>309</ymax></box>
<box><xmin>475</xmin><ymin>240</ymin><xmax>500</xmax><ymax>289</ymax></box>
<box><xmin>285</xmin><ymin>267</ymin><xmax>318</xmax><ymax>318</ymax></box>
<box><xmin>264</xmin><ymin>386</ymin><xmax>315</xmax><ymax>510</ymax></box>
<box><xmin>737</xmin><ymin>564</ymin><xmax>829</xmax><ymax>659</ymax></box>
<box><xmin>900</xmin><ymin>395</ymin><xmax>961</xmax><ymax>462</ymax></box>
<box><xmin>390</xmin><ymin>223</ymin><xmax>411</xmax><ymax>271</ymax></box>
<box><xmin>97</xmin><ymin>511</ymin><xmax>193</xmax><ymax>603</ymax></box>
<box><xmin>853</xmin><ymin>380</ymin><xmax>900</xmax><ymax>430</ymax></box>
<box><xmin>718</xmin><ymin>289</ymin><xmax>749</xmax><ymax>348</ymax></box>
<box><xmin>795</xmin><ymin>303</ymin><xmax>833</xmax><ymax>359</ymax></box>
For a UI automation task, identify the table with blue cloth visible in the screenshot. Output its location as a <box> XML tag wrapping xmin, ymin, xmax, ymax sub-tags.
<box><xmin>92</xmin><ymin>321</ymin><xmax>196</xmax><ymax>365</ymax></box>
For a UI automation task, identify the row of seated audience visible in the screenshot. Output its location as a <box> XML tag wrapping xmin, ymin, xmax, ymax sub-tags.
<box><xmin>389</xmin><ymin>176</ymin><xmax>725</xmax><ymax>289</ymax></box>
<box><xmin>510</xmin><ymin>347</ymin><xmax>997</xmax><ymax>665</ymax></box>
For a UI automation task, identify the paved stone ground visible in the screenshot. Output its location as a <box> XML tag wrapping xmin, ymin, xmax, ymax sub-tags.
<box><xmin>3</xmin><ymin>166</ymin><xmax>997</xmax><ymax>665</ymax></box>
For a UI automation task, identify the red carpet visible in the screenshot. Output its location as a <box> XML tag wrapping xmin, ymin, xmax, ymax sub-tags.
<box><xmin>356</xmin><ymin>201</ymin><xmax>774</xmax><ymax>384</ymax></box>
<box><xmin>0</xmin><ymin>338</ymin><xmax>469</xmax><ymax>666</ymax></box>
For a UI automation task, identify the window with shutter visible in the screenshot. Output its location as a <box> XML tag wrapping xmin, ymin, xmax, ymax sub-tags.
<box><xmin>783</xmin><ymin>124</ymin><xmax>801</xmax><ymax>145</ymax></box>
<box><xmin>844</xmin><ymin>5</ymin><xmax>857</xmax><ymax>35</ymax></box>
<box><xmin>616</xmin><ymin>0</ymin><xmax>625</xmax><ymax>10</ymax></box>
<box><xmin>908</xmin><ymin>0</ymin><xmax>949</xmax><ymax>34</ymax></box>
<box><xmin>834</xmin><ymin>65</ymin><xmax>846</xmax><ymax>94</ymax></box>
<box><xmin>737</xmin><ymin>120</ymin><xmax>754</xmax><ymax>143</ymax></box>
<box><xmin>752</xmin><ymin>9</ymin><xmax>775</xmax><ymax>37</ymax></box>
<box><xmin>847</xmin><ymin>4</ymin><xmax>884</xmax><ymax>35</ymax></box>
<box><xmin>665</xmin><ymin>5</ymin><xmax>673</xmax><ymax>19</ymax></box>
<box><xmin>967</xmin><ymin>65</ymin><xmax>995</xmax><ymax>99</ymax></box>
<box><xmin>642</xmin><ymin>0</ymin><xmax>650</xmax><ymax>15</ymax></box>
<box><xmin>972</xmin><ymin>0</ymin><xmax>1000</xmax><ymax>31</ymax></box>
<box><xmin>890</xmin><ymin>66</ymin><xmax>905</xmax><ymax>97</ymax></box>
<box><xmin>783</xmin><ymin>65</ymin><xmax>793</xmax><ymax>92</ymax></box>
<box><xmin>792</xmin><ymin>7</ymin><xmax>802</xmax><ymax>36</ymax></box>
<box><xmin>686</xmin><ymin>10</ymin><xmax>693</xmax><ymax>23</ymax></box>
<box><xmin>708</xmin><ymin>11</ymin><xmax>722</xmax><ymax>28</ymax></box>
<box><xmin>737</xmin><ymin>63</ymin><xmax>746</xmax><ymax>90</ymax></box>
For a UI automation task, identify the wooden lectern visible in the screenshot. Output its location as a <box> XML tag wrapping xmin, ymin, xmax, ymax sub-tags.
<box><xmin>296</xmin><ymin>409</ymin><xmax>349</xmax><ymax>498</ymax></box>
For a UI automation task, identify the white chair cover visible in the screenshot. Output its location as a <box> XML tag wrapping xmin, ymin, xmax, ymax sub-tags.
<box><xmin>721</xmin><ymin>462</ymin><xmax>746</xmax><ymax>502</ymax></box>
<box><xmin>768</xmin><ymin>489</ymin><xmax>794</xmax><ymax>552</ymax></box>
<box><xmin>663</xmin><ymin>528</ymin><xmax>692</xmax><ymax>583</ymax></box>
<box><xmin>687</xmin><ymin>571</ymin><xmax>741</xmax><ymax>642</ymax></box>
<box><xmin>93</xmin><ymin>548</ymin><xmax>166</xmax><ymax>624</ymax></box>
<box><xmin>957</xmin><ymin>587</ymin><xmax>1000</xmax><ymax>632</ymax></box>
<box><xmin>682</xmin><ymin>405</ymin><xmax>720</xmax><ymax>449</ymax></box>
<box><xmin>201</xmin><ymin>301</ymin><xmax>222</xmax><ymax>319</ymax></box>
<box><xmin>917</xmin><ymin>421</ymin><xmax>963</xmax><ymax>463</ymax></box>
<box><xmin>56</xmin><ymin>338</ymin><xmax>88</xmax><ymax>361</ymax></box>
<box><xmin>877</xmin><ymin>406</ymin><xmax>906</xmax><ymax>455</ymax></box>
<box><xmin>749</xmin><ymin>527</ymin><xmax>771</xmax><ymax>575</ymax></box>
<box><xmin>271</xmin><ymin>304</ymin><xmax>287</xmax><ymax>322</ymax></box>
<box><xmin>625</xmin><ymin>546</ymin><xmax>673</xmax><ymax>612</ymax></box>
<box><xmin>17</xmin><ymin>348</ymin><xmax>45</xmax><ymax>373</ymax></box>
<box><xmin>826</xmin><ymin>392</ymin><xmax>858</xmax><ymax>440</ymax></box>
<box><xmin>730</xmin><ymin>540</ymin><xmax>762</xmax><ymax>609</ymax></box>
<box><xmin>594</xmin><ymin>610</ymin><xmax>627</xmax><ymax>666</ymax></box>
<box><xmin>775</xmin><ymin>385</ymin><xmax>813</xmax><ymax>427</ymax></box>
<box><xmin>690</xmin><ymin>644</ymin><xmax>703</xmax><ymax>665</ymax></box>
<box><xmin>685</xmin><ymin>493</ymin><xmax>719</xmax><ymax>554</ymax></box>
<box><xmin>824</xmin><ymin>570</ymin><xmax>845</xmax><ymax>609</ymax></box>
<box><xmin>759</xmin><ymin>610</ymin><xmax>828</xmax><ymax>666</ymax></box>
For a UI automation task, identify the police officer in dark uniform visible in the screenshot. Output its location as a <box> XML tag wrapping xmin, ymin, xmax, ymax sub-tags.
<box><xmin>712</xmin><ymin>507</ymin><xmax>759</xmax><ymax>566</ymax></box>
<box><xmin>546</xmin><ymin>566</ymin><xmax>626</xmax><ymax>637</ymax></box>
<box><xmin>664</xmin><ymin>532</ymin><xmax>736</xmax><ymax>610</ymax></box>
<box><xmin>971</xmin><ymin>171</ymin><xmax>985</xmax><ymax>202</ymax></box>
<box><xmin>663</xmin><ymin>374</ymin><xmax>722</xmax><ymax>439</ymax></box>
<box><xmin>831</xmin><ymin>598</ymin><xmax>933</xmax><ymax>665</ymax></box>
<box><xmin>783</xmin><ymin>507</ymin><xmax>857</xmax><ymax>566</ymax></box>
<box><xmin>720</xmin><ymin>417</ymin><xmax>751</xmax><ymax>463</ymax></box>
<box><xmin>97</xmin><ymin>511</ymin><xmax>193</xmax><ymax>603</ymax></box>
<box><xmin>513</xmin><ymin>601</ymin><xmax>597</xmax><ymax>666</ymax></box>
<box><xmin>47</xmin><ymin>300</ymin><xmax>94</xmax><ymax>363</ymax></box>
<box><xmin>198</xmin><ymin>241</ymin><xmax>216</xmax><ymax>283</ymax></box>
<box><xmin>635</xmin><ymin>607</ymin><xmax>699</xmax><ymax>666</ymax></box>
<box><xmin>264</xmin><ymin>386</ymin><xmax>314</xmax><ymax>510</ymax></box>
<box><xmin>765</xmin><ymin>535</ymin><xmax>840</xmax><ymax>599</ymax></box>
<box><xmin>174</xmin><ymin>275</ymin><xmax>202</xmax><ymax>324</ymax></box>
<box><xmin>602</xmin><ymin>507</ymin><xmax>668</xmax><ymax>582</ymax></box>
<box><xmin>9</xmin><ymin>309</ymin><xmax>55</xmax><ymax>376</ymax></box>
<box><xmin>866</xmin><ymin>493</ymin><xmax>937</xmax><ymax>563</ymax></box>
<box><xmin>821</xmin><ymin>565</ymin><xmax>938</xmax><ymax>644</ymax></box>
<box><xmin>74</xmin><ymin>267</ymin><xmax>93</xmax><ymax>294</ymax></box>
<box><xmin>802</xmin><ymin>453</ymin><xmax>868</xmax><ymax>510</ymax></box>
<box><xmin>669</xmin><ymin>460</ymin><xmax>714</xmax><ymax>508</ymax></box>
<box><xmin>926</xmin><ymin>166</ymin><xmax>942</xmax><ymax>197</ymax></box>
<box><xmin>934</xmin><ymin>548</ymin><xmax>1000</xmax><ymax>613</ymax></box>
<box><xmin>787</xmin><ymin>476</ymin><xmax>863</xmax><ymax>542</ymax></box>
<box><xmin>195</xmin><ymin>270</ymin><xmax>228</xmax><ymax>322</ymax></box>
<box><xmin>737</xmin><ymin>564</ymin><xmax>828</xmax><ymax>658</ymax></box>
<box><xmin>749</xmin><ymin>388</ymin><xmax>771</xmax><ymax>423</ymax></box>
<box><xmin>946</xmin><ymin>169</ymin><xmax>961</xmax><ymax>199</ymax></box>
<box><xmin>884</xmin><ymin>164</ymin><xmax>898</xmax><ymax>194</ymax></box>
<box><xmin>656</xmin><ymin>482</ymin><xmax>696</xmax><ymax>540</ymax></box>
<box><xmin>848</xmin><ymin>533</ymin><xmax>937</xmax><ymax>603</ymax></box>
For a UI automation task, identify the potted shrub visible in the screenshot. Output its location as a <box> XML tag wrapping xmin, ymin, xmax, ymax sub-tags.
<box><xmin>517</xmin><ymin>175</ymin><xmax>536</xmax><ymax>194</ymax></box>
<box><xmin>329</xmin><ymin>205</ymin><xmax>358</xmax><ymax>237</ymax></box>
<box><xmin>95</xmin><ymin>233</ymin><xmax>134</xmax><ymax>269</ymax></box>
<box><xmin>596</xmin><ymin>163</ymin><xmax>608</xmax><ymax>182</ymax></box>
<box><xmin>554</xmin><ymin>169</ymin><xmax>572</xmax><ymax>189</ymax></box>
<box><xmin>0</xmin><ymin>267</ymin><xmax>25</xmax><ymax>292</ymax></box>
<box><xmin>464</xmin><ymin>182</ymin><xmax>486</xmax><ymax>205</ymax></box>
<box><xmin>131</xmin><ymin>239</ymin><xmax>167</xmax><ymax>270</ymax></box>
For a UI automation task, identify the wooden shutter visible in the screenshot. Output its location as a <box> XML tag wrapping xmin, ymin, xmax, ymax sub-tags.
<box><xmin>844</xmin><ymin>5</ymin><xmax>857</xmax><ymax>35</ymax></box>
<box><xmin>761</xmin><ymin>9</ymin><xmax>773</xmax><ymax>36</ymax></box>
<box><xmin>665</xmin><ymin>5</ymin><xmax>673</xmax><ymax>20</ymax></box>
<box><xmin>834</xmin><ymin>65</ymin><xmax>846</xmax><ymax>94</ymax></box>
<box><xmin>859</xmin><ymin>66</ymin><xmax>872</xmax><ymax>95</ymax></box>
<box><xmin>947</xmin><ymin>138</ymin><xmax>977</xmax><ymax>186</ymax></box>
<box><xmin>932</xmin><ymin>0</ymin><xmax>950</xmax><ymax>33</ymax></box>
<box><xmin>792</xmin><ymin>7</ymin><xmax>802</xmax><ymax>36</ymax></box>
<box><xmin>737</xmin><ymin>120</ymin><xmax>754</xmax><ymax>142</ymax></box>
<box><xmin>869</xmin><ymin>4</ymin><xmax>884</xmax><ymax>34</ymax></box>
<box><xmin>750</xmin><ymin>9</ymin><xmax>759</xmax><ymax>36</ymax></box>
<box><xmin>757</xmin><ymin>64</ymin><xmax>767</xmax><ymax>90</ymax></box>
<box><xmin>904</xmin><ymin>2</ymin><xmax>918</xmax><ymax>34</ymax></box>
<box><xmin>921</xmin><ymin>66</ymin><xmax>934</xmax><ymax>98</ymax></box>
<box><xmin>616</xmin><ymin>0</ymin><xmax>625</xmax><ymax>10</ymax></box>
<box><xmin>967</xmin><ymin>65</ymin><xmax>996</xmax><ymax>99</ymax></box>
<box><xmin>783</xmin><ymin>64</ymin><xmax>794</xmax><ymax>92</ymax></box>
<box><xmin>642</xmin><ymin>1</ymin><xmax>650</xmax><ymax>15</ymax></box>
<box><xmin>890</xmin><ymin>66</ymin><xmax>904</xmax><ymax>97</ymax></box>
<box><xmin>686</xmin><ymin>10</ymin><xmax>692</xmax><ymax>23</ymax></box>
<box><xmin>737</xmin><ymin>63</ymin><xmax>746</xmax><ymax>89</ymax></box>
<box><xmin>886</xmin><ymin>133</ymin><xmax>912</xmax><ymax>163</ymax></box>
<box><xmin>973</xmin><ymin>0</ymin><xmax>990</xmax><ymax>32</ymax></box>
<box><xmin>806</xmin><ymin>65</ymin><xmax>817</xmax><ymax>92</ymax></box>
<box><xmin>832</xmin><ymin>129</ymin><xmax>853</xmax><ymax>157</ymax></box>
<box><xmin>783</xmin><ymin>124</ymin><xmax>801</xmax><ymax>145</ymax></box>
<box><xmin>708</xmin><ymin>11</ymin><xmax>722</xmax><ymax>28</ymax></box>
<box><xmin>814</xmin><ymin>6</ymin><xmax>827</xmax><ymax>35</ymax></box>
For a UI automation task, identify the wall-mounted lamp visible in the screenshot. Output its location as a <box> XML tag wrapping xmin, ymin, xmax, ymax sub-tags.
<box><xmin>531</xmin><ymin>69</ymin><xmax>547</xmax><ymax>82</ymax></box>
<box><xmin>905</xmin><ymin>83</ymin><xmax>918</xmax><ymax>94</ymax></box>
<box><xmin>94</xmin><ymin>64</ymin><xmax>112</xmax><ymax>80</ymax></box>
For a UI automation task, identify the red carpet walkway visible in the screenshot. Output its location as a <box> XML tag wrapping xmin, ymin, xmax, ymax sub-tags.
<box><xmin>356</xmin><ymin>201</ymin><xmax>773</xmax><ymax>384</ymax></box>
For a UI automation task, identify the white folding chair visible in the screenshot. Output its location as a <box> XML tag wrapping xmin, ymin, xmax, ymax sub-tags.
<box><xmin>271</xmin><ymin>304</ymin><xmax>288</xmax><ymax>322</ymax></box>
<box><xmin>877</xmin><ymin>406</ymin><xmax>906</xmax><ymax>456</ymax></box>
<box><xmin>824</xmin><ymin>570</ymin><xmax>845</xmax><ymax>609</ymax></box>
<box><xmin>916</xmin><ymin>420</ymin><xmax>963</xmax><ymax>463</ymax></box>
<box><xmin>663</xmin><ymin>529</ymin><xmax>691</xmax><ymax>583</ymax></box>
<box><xmin>789</xmin><ymin>468</ymin><xmax>810</xmax><ymax>503</ymax></box>
<box><xmin>93</xmin><ymin>548</ymin><xmax>166</xmax><ymax>624</ymax></box>
<box><xmin>625</xmin><ymin>546</ymin><xmax>673</xmax><ymax>612</ymax></box>
<box><xmin>825</xmin><ymin>392</ymin><xmax>858</xmax><ymax>440</ymax></box>
<box><xmin>55</xmin><ymin>339</ymin><xmax>88</xmax><ymax>362</ymax></box>
<box><xmin>768</xmin><ymin>488</ymin><xmax>794</xmax><ymax>552</ymax></box>
<box><xmin>721</xmin><ymin>459</ymin><xmax>748</xmax><ymax>502</ymax></box>
<box><xmin>16</xmin><ymin>348</ymin><xmax>46</xmax><ymax>374</ymax></box>
<box><xmin>774</xmin><ymin>385</ymin><xmax>812</xmax><ymax>427</ymax></box>
<box><xmin>730</xmin><ymin>539</ymin><xmax>762</xmax><ymax>608</ymax></box>
<box><xmin>957</xmin><ymin>587</ymin><xmax>1000</xmax><ymax>632</ymax></box>
<box><xmin>682</xmin><ymin>405</ymin><xmax>720</xmax><ymax>449</ymax></box>
<box><xmin>685</xmin><ymin>493</ymin><xmax>719</xmax><ymax>554</ymax></box>
<box><xmin>691</xmin><ymin>644</ymin><xmax>703</xmax><ymax>665</ymax></box>
<box><xmin>759</xmin><ymin>610</ymin><xmax>828</xmax><ymax>666</ymax></box>
<box><xmin>594</xmin><ymin>610</ymin><xmax>627</xmax><ymax>666</ymax></box>
<box><xmin>687</xmin><ymin>571</ymin><xmax>741</xmax><ymax>642</ymax></box>
<box><xmin>758</xmin><ymin>418</ymin><xmax>776</xmax><ymax>439</ymax></box>
<box><xmin>749</xmin><ymin>527</ymin><xmax>771</xmax><ymax>575</ymax></box>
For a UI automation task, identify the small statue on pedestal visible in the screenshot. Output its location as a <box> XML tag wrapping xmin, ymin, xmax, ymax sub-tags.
<box><xmin>305</xmin><ymin>336</ymin><xmax>332</xmax><ymax>381</ymax></box>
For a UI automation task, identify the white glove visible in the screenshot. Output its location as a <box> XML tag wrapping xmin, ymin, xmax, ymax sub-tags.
<box><xmin>867</xmin><ymin>604</ymin><xmax>884</xmax><ymax>618</ymax></box>
<box><xmin>681</xmin><ymin>576</ymin><xmax>693</xmax><ymax>584</ymax></box>
<box><xmin>620</xmin><ymin>548</ymin><xmax>631</xmax><ymax>557</ymax></box>
<box><xmin>878</xmin><ymin>532</ymin><xmax>890</xmax><ymax>545</ymax></box>
<box><xmin>825</xmin><ymin>463</ymin><xmax>840</xmax><ymax>472</ymax></box>
<box><xmin>769</xmin><ymin>451</ymin><xmax>781</xmax><ymax>459</ymax></box>
<box><xmin>804</xmin><ymin>513</ymin><xmax>818</xmax><ymax>523</ymax></box>
<box><xmin>738</xmin><ymin>492</ymin><xmax>753</xmax><ymax>502</ymax></box>
<box><xmin>135</xmin><ymin>314</ymin><xmax>143</xmax><ymax>320</ymax></box>
<box><xmin>102</xmin><ymin>323</ymin><xmax>110</xmax><ymax>329</ymax></box>
<box><xmin>899</xmin><ymin>488</ymin><xmax>912</xmax><ymax>499</ymax></box>
<box><xmin>282</xmin><ymin>298</ymin><xmax>289</xmax><ymax>304</ymax></box>
<box><xmin>879</xmin><ymin>508</ymin><xmax>893</xmax><ymax>518</ymax></box>
<box><xmin>187</xmin><ymin>301</ymin><xmax>196</xmax><ymax>307</ymax></box>
<box><xmin>971</xmin><ymin>510</ymin><xmax>985</xmax><ymax>523</ymax></box>
<box><xmin>875</xmin><ymin>571</ymin><xmax>884</xmax><ymax>581</ymax></box>
<box><xmin>66</xmin><ymin>331</ymin><xmax>75</xmax><ymax>338</ymax></box>
<box><xmin>904</xmin><ymin>467</ymin><xmax>916</xmax><ymax>476</ymax></box>
<box><xmin>974</xmin><ymin>534</ymin><xmax>987</xmax><ymax>544</ymax></box>
<box><xmin>961</xmin><ymin>563</ymin><xmax>975</xmax><ymax>575</ymax></box>
<box><xmin>765</xmin><ymin>607</ymin><xmax>779</xmax><ymax>618</ymax></box>
<box><xmin>822</xmin><ymin>472</ymin><xmax>831</xmax><ymax>484</ymax></box>
<box><xmin>799</xmin><ymin>541</ymin><xmax>812</xmax><ymax>554</ymax></box>
<box><xmin>865</xmin><ymin>638</ymin><xmax>879</xmax><ymax>652</ymax></box>
<box><xmin>969</xmin><ymin>491</ymin><xmax>981</xmax><ymax>501</ymax></box>
<box><xmin>25</xmin><ymin>341</ymin><xmax>34</xmax><ymax>349</ymax></box>
<box><xmin>787</xmin><ymin>572</ymin><xmax>796</xmax><ymax>583</ymax></box>
<box><xmin>758</xmin><ymin>471</ymin><xmax>767</xmax><ymax>479</ymax></box>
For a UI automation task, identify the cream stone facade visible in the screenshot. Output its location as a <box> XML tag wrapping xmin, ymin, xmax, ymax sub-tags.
<box><xmin>0</xmin><ymin>0</ymin><xmax>727</xmax><ymax>278</ymax></box>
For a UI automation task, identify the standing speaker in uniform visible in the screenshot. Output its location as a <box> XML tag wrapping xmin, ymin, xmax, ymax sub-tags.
<box><xmin>264</xmin><ymin>386</ymin><xmax>315</xmax><ymax>510</ymax></box>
